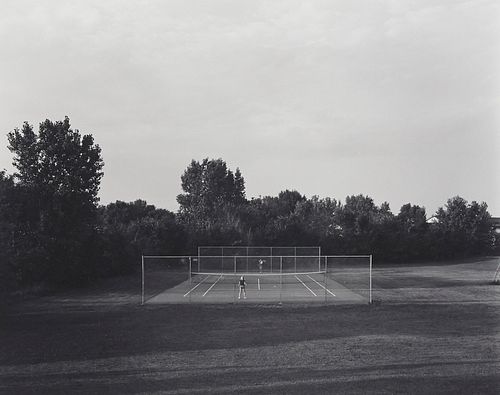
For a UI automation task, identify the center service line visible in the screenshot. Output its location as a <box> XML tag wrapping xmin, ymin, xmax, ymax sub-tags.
<box><xmin>203</xmin><ymin>275</ymin><xmax>223</xmax><ymax>297</ymax></box>
<box><xmin>306</xmin><ymin>275</ymin><xmax>336</xmax><ymax>297</ymax></box>
<box><xmin>295</xmin><ymin>275</ymin><xmax>317</xmax><ymax>296</ymax></box>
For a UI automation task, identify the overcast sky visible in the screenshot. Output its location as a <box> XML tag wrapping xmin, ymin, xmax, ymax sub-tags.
<box><xmin>1</xmin><ymin>0</ymin><xmax>499</xmax><ymax>216</ymax></box>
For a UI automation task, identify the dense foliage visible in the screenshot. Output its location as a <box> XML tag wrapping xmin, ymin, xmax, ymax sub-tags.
<box><xmin>4</xmin><ymin>118</ymin><xmax>104</xmax><ymax>287</ymax></box>
<box><xmin>0</xmin><ymin>118</ymin><xmax>498</xmax><ymax>292</ymax></box>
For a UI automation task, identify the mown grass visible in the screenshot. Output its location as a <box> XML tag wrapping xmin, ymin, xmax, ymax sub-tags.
<box><xmin>1</xmin><ymin>258</ymin><xmax>499</xmax><ymax>394</ymax></box>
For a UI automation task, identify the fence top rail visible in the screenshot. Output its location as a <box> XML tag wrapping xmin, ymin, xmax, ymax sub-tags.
<box><xmin>142</xmin><ymin>254</ymin><xmax>372</xmax><ymax>259</ymax></box>
<box><xmin>198</xmin><ymin>246</ymin><xmax>321</xmax><ymax>248</ymax></box>
<box><xmin>142</xmin><ymin>255</ymin><xmax>194</xmax><ymax>259</ymax></box>
<box><xmin>143</xmin><ymin>255</ymin><xmax>323</xmax><ymax>259</ymax></box>
<box><xmin>326</xmin><ymin>255</ymin><xmax>373</xmax><ymax>258</ymax></box>
<box><xmin>197</xmin><ymin>255</ymin><xmax>323</xmax><ymax>258</ymax></box>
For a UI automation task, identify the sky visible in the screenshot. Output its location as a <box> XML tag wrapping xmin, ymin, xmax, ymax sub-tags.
<box><xmin>1</xmin><ymin>0</ymin><xmax>499</xmax><ymax>216</ymax></box>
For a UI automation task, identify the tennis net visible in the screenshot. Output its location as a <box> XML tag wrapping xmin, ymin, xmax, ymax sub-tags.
<box><xmin>190</xmin><ymin>271</ymin><xmax>327</xmax><ymax>285</ymax></box>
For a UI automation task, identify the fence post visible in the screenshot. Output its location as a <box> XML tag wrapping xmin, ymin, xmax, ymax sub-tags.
<box><xmin>141</xmin><ymin>255</ymin><xmax>145</xmax><ymax>305</ymax></box>
<box><xmin>294</xmin><ymin>247</ymin><xmax>297</xmax><ymax>273</ymax></box>
<box><xmin>369</xmin><ymin>254</ymin><xmax>373</xmax><ymax>304</ymax></box>
<box><xmin>279</xmin><ymin>256</ymin><xmax>283</xmax><ymax>304</ymax></box>
<box><xmin>189</xmin><ymin>256</ymin><xmax>192</xmax><ymax>284</ymax></box>
<box><xmin>324</xmin><ymin>256</ymin><xmax>328</xmax><ymax>303</ymax></box>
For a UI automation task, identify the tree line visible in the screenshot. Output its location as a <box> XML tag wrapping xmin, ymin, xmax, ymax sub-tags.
<box><xmin>0</xmin><ymin>118</ymin><xmax>498</xmax><ymax>292</ymax></box>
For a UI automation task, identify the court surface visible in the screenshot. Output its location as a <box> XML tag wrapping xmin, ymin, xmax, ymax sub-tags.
<box><xmin>147</xmin><ymin>273</ymin><xmax>367</xmax><ymax>304</ymax></box>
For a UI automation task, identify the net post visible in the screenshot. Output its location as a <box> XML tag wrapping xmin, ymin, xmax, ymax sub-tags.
<box><xmin>234</xmin><ymin>256</ymin><xmax>236</xmax><ymax>273</ymax></box>
<box><xmin>141</xmin><ymin>255</ymin><xmax>145</xmax><ymax>305</ymax></box>
<box><xmin>324</xmin><ymin>256</ymin><xmax>328</xmax><ymax>303</ymax></box>
<box><xmin>324</xmin><ymin>268</ymin><xmax>327</xmax><ymax>304</ymax></box>
<box><xmin>369</xmin><ymin>254</ymin><xmax>373</xmax><ymax>304</ymax></box>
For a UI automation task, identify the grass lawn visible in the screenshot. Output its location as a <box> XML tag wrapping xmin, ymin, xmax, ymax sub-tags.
<box><xmin>1</xmin><ymin>258</ymin><xmax>499</xmax><ymax>394</ymax></box>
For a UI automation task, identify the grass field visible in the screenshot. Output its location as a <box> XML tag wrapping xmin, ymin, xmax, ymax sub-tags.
<box><xmin>1</xmin><ymin>257</ymin><xmax>499</xmax><ymax>394</ymax></box>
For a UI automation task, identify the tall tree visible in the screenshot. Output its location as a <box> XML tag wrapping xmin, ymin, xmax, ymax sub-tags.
<box><xmin>294</xmin><ymin>196</ymin><xmax>341</xmax><ymax>241</ymax></box>
<box><xmin>434</xmin><ymin>196</ymin><xmax>492</xmax><ymax>257</ymax></box>
<box><xmin>338</xmin><ymin>194</ymin><xmax>378</xmax><ymax>236</ymax></box>
<box><xmin>7</xmin><ymin>117</ymin><xmax>104</xmax><ymax>285</ymax></box>
<box><xmin>392</xmin><ymin>204</ymin><xmax>428</xmax><ymax>260</ymax></box>
<box><xmin>0</xmin><ymin>172</ymin><xmax>18</xmax><ymax>290</ymax></box>
<box><xmin>397</xmin><ymin>204</ymin><xmax>427</xmax><ymax>234</ymax></box>
<box><xmin>177</xmin><ymin>158</ymin><xmax>246</xmax><ymax>234</ymax></box>
<box><xmin>8</xmin><ymin>118</ymin><xmax>103</xmax><ymax>227</ymax></box>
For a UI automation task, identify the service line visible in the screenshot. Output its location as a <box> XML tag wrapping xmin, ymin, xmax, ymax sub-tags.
<box><xmin>306</xmin><ymin>275</ymin><xmax>336</xmax><ymax>297</ymax></box>
<box><xmin>295</xmin><ymin>275</ymin><xmax>317</xmax><ymax>296</ymax></box>
<box><xmin>203</xmin><ymin>275</ymin><xmax>224</xmax><ymax>297</ymax></box>
<box><xmin>183</xmin><ymin>276</ymin><xmax>210</xmax><ymax>297</ymax></box>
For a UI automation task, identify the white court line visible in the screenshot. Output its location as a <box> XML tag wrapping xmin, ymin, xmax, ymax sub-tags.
<box><xmin>295</xmin><ymin>275</ymin><xmax>317</xmax><ymax>296</ymax></box>
<box><xmin>183</xmin><ymin>276</ymin><xmax>210</xmax><ymax>297</ymax></box>
<box><xmin>306</xmin><ymin>275</ymin><xmax>336</xmax><ymax>297</ymax></box>
<box><xmin>203</xmin><ymin>275</ymin><xmax>223</xmax><ymax>297</ymax></box>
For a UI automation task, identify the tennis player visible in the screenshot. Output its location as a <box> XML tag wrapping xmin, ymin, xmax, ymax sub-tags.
<box><xmin>258</xmin><ymin>259</ymin><xmax>265</xmax><ymax>274</ymax></box>
<box><xmin>238</xmin><ymin>276</ymin><xmax>247</xmax><ymax>299</ymax></box>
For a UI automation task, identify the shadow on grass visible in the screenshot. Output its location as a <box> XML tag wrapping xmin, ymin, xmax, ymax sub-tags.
<box><xmin>2</xmin><ymin>360</ymin><xmax>499</xmax><ymax>394</ymax></box>
<box><xmin>1</xmin><ymin>303</ymin><xmax>499</xmax><ymax>365</ymax></box>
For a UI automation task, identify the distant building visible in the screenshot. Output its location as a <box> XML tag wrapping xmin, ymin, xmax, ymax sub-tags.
<box><xmin>491</xmin><ymin>217</ymin><xmax>500</xmax><ymax>254</ymax></box>
<box><xmin>426</xmin><ymin>216</ymin><xmax>439</xmax><ymax>224</ymax></box>
<box><xmin>490</xmin><ymin>217</ymin><xmax>500</xmax><ymax>234</ymax></box>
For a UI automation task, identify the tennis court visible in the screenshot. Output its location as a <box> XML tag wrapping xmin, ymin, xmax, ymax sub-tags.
<box><xmin>146</xmin><ymin>272</ymin><xmax>366</xmax><ymax>304</ymax></box>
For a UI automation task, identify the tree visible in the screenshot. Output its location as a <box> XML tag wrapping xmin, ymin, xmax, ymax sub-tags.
<box><xmin>290</xmin><ymin>196</ymin><xmax>341</xmax><ymax>250</ymax></box>
<box><xmin>233</xmin><ymin>168</ymin><xmax>245</xmax><ymax>204</ymax></box>
<box><xmin>275</xmin><ymin>190</ymin><xmax>306</xmax><ymax>216</ymax></box>
<box><xmin>8</xmin><ymin>118</ymin><xmax>103</xmax><ymax>228</ymax></box>
<box><xmin>335</xmin><ymin>195</ymin><xmax>398</xmax><ymax>256</ymax></box>
<box><xmin>7</xmin><ymin>117</ymin><xmax>104</xmax><ymax>285</ymax></box>
<box><xmin>434</xmin><ymin>196</ymin><xmax>492</xmax><ymax>257</ymax></box>
<box><xmin>99</xmin><ymin>200</ymin><xmax>187</xmax><ymax>276</ymax></box>
<box><xmin>392</xmin><ymin>204</ymin><xmax>429</xmax><ymax>260</ymax></box>
<box><xmin>397</xmin><ymin>204</ymin><xmax>428</xmax><ymax>234</ymax></box>
<box><xmin>0</xmin><ymin>172</ymin><xmax>18</xmax><ymax>291</ymax></box>
<box><xmin>338</xmin><ymin>195</ymin><xmax>378</xmax><ymax>237</ymax></box>
<box><xmin>0</xmin><ymin>169</ymin><xmax>47</xmax><ymax>286</ymax></box>
<box><xmin>177</xmin><ymin>158</ymin><xmax>246</xmax><ymax>235</ymax></box>
<box><xmin>237</xmin><ymin>190</ymin><xmax>307</xmax><ymax>245</ymax></box>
